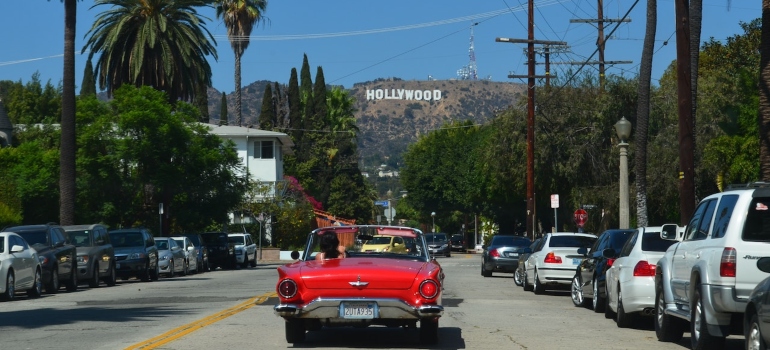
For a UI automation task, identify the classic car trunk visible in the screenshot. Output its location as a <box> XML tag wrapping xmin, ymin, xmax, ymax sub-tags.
<box><xmin>300</xmin><ymin>258</ymin><xmax>424</xmax><ymax>289</ymax></box>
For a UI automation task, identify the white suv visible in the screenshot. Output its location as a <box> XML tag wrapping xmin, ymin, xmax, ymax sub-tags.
<box><xmin>655</xmin><ymin>182</ymin><xmax>770</xmax><ymax>349</ymax></box>
<box><xmin>228</xmin><ymin>233</ymin><xmax>257</xmax><ymax>268</ymax></box>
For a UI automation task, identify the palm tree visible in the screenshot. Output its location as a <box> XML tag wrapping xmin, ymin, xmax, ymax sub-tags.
<box><xmin>215</xmin><ymin>0</ymin><xmax>268</xmax><ymax>126</ymax></box>
<box><xmin>82</xmin><ymin>0</ymin><xmax>218</xmax><ymax>103</ymax></box>
<box><xmin>760</xmin><ymin>0</ymin><xmax>770</xmax><ymax>180</ymax></box>
<box><xmin>326</xmin><ymin>87</ymin><xmax>358</xmax><ymax>136</ymax></box>
<box><xmin>634</xmin><ymin>0</ymin><xmax>656</xmax><ymax>227</ymax></box>
<box><xmin>60</xmin><ymin>0</ymin><xmax>78</xmax><ymax>225</ymax></box>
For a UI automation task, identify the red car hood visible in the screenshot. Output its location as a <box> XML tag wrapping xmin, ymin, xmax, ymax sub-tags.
<box><xmin>298</xmin><ymin>257</ymin><xmax>426</xmax><ymax>289</ymax></box>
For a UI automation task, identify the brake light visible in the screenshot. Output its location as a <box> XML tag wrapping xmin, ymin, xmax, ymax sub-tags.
<box><xmin>720</xmin><ymin>247</ymin><xmax>737</xmax><ymax>277</ymax></box>
<box><xmin>419</xmin><ymin>280</ymin><xmax>439</xmax><ymax>299</ymax></box>
<box><xmin>278</xmin><ymin>279</ymin><xmax>298</xmax><ymax>298</ymax></box>
<box><xmin>489</xmin><ymin>249</ymin><xmax>500</xmax><ymax>258</ymax></box>
<box><xmin>544</xmin><ymin>252</ymin><xmax>562</xmax><ymax>264</ymax></box>
<box><xmin>632</xmin><ymin>260</ymin><xmax>656</xmax><ymax>276</ymax></box>
<box><xmin>606</xmin><ymin>258</ymin><xmax>616</xmax><ymax>268</ymax></box>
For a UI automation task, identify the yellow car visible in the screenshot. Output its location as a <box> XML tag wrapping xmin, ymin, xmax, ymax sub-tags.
<box><xmin>360</xmin><ymin>235</ymin><xmax>405</xmax><ymax>253</ymax></box>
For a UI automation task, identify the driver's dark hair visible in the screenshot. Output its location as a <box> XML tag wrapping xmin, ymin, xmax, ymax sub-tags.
<box><xmin>319</xmin><ymin>232</ymin><xmax>341</xmax><ymax>259</ymax></box>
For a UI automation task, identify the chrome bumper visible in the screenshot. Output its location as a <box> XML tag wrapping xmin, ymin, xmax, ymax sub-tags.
<box><xmin>274</xmin><ymin>297</ymin><xmax>444</xmax><ymax>320</ymax></box>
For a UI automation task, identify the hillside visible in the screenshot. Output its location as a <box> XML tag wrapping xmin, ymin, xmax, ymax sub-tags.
<box><xmin>206</xmin><ymin>78</ymin><xmax>526</xmax><ymax>162</ymax></box>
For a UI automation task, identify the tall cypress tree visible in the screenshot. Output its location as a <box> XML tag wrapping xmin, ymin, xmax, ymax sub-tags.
<box><xmin>80</xmin><ymin>59</ymin><xmax>96</xmax><ymax>97</ymax></box>
<box><xmin>288</xmin><ymin>68</ymin><xmax>302</xmax><ymax>143</ymax></box>
<box><xmin>312</xmin><ymin>66</ymin><xmax>328</xmax><ymax>131</ymax></box>
<box><xmin>300</xmin><ymin>54</ymin><xmax>313</xmax><ymax>97</ymax></box>
<box><xmin>273</xmin><ymin>81</ymin><xmax>285</xmax><ymax>128</ymax></box>
<box><xmin>219</xmin><ymin>92</ymin><xmax>228</xmax><ymax>126</ymax></box>
<box><xmin>259</xmin><ymin>84</ymin><xmax>275</xmax><ymax>130</ymax></box>
<box><xmin>195</xmin><ymin>84</ymin><xmax>209</xmax><ymax>123</ymax></box>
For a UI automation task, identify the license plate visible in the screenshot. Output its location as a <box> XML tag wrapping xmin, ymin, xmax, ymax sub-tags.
<box><xmin>573</xmin><ymin>258</ymin><xmax>581</xmax><ymax>265</ymax></box>
<box><xmin>340</xmin><ymin>302</ymin><xmax>378</xmax><ymax>319</ymax></box>
<box><xmin>506</xmin><ymin>253</ymin><xmax>518</xmax><ymax>258</ymax></box>
<box><xmin>116</xmin><ymin>263</ymin><xmax>121</xmax><ymax>269</ymax></box>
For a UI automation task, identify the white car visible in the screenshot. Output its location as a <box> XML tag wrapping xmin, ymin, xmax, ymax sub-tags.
<box><xmin>0</xmin><ymin>232</ymin><xmax>43</xmax><ymax>300</ymax></box>
<box><xmin>523</xmin><ymin>232</ymin><xmax>597</xmax><ymax>294</ymax></box>
<box><xmin>172</xmin><ymin>236</ymin><xmax>198</xmax><ymax>274</ymax></box>
<box><xmin>228</xmin><ymin>233</ymin><xmax>257</xmax><ymax>268</ymax></box>
<box><xmin>605</xmin><ymin>226</ymin><xmax>680</xmax><ymax>327</ymax></box>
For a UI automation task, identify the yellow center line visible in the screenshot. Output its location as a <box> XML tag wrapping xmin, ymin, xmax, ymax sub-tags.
<box><xmin>125</xmin><ymin>291</ymin><xmax>277</xmax><ymax>350</ymax></box>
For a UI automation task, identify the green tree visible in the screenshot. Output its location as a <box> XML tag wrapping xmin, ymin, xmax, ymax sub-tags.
<box><xmin>0</xmin><ymin>74</ymin><xmax>61</xmax><ymax>125</ymax></box>
<box><xmin>82</xmin><ymin>0</ymin><xmax>218</xmax><ymax>103</ymax></box>
<box><xmin>259</xmin><ymin>83</ymin><xmax>275</xmax><ymax>130</ymax></box>
<box><xmin>80</xmin><ymin>58</ymin><xmax>97</xmax><ymax>97</ymax></box>
<box><xmin>287</xmin><ymin>68</ymin><xmax>302</xmax><ymax>147</ymax></box>
<box><xmin>311</xmin><ymin>66</ymin><xmax>327</xmax><ymax>131</ymax></box>
<box><xmin>215</xmin><ymin>0</ymin><xmax>268</xmax><ymax>126</ymax></box>
<box><xmin>220</xmin><ymin>92</ymin><xmax>228</xmax><ymax>125</ymax></box>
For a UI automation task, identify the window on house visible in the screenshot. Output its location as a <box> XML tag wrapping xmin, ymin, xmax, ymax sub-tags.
<box><xmin>254</xmin><ymin>140</ymin><xmax>274</xmax><ymax>159</ymax></box>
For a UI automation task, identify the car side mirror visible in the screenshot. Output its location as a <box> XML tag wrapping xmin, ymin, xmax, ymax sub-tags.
<box><xmin>11</xmin><ymin>245</ymin><xmax>24</xmax><ymax>253</ymax></box>
<box><xmin>602</xmin><ymin>248</ymin><xmax>616</xmax><ymax>259</ymax></box>
<box><xmin>758</xmin><ymin>257</ymin><xmax>770</xmax><ymax>273</ymax></box>
<box><xmin>660</xmin><ymin>224</ymin><xmax>679</xmax><ymax>240</ymax></box>
<box><xmin>577</xmin><ymin>247</ymin><xmax>588</xmax><ymax>255</ymax></box>
<box><xmin>290</xmin><ymin>251</ymin><xmax>300</xmax><ymax>260</ymax></box>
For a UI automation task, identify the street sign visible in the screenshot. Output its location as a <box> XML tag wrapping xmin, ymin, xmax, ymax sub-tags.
<box><xmin>550</xmin><ymin>194</ymin><xmax>559</xmax><ymax>208</ymax></box>
<box><xmin>384</xmin><ymin>207</ymin><xmax>397</xmax><ymax>224</ymax></box>
<box><xmin>375</xmin><ymin>200</ymin><xmax>389</xmax><ymax>207</ymax></box>
<box><xmin>573</xmin><ymin>209</ymin><xmax>588</xmax><ymax>228</ymax></box>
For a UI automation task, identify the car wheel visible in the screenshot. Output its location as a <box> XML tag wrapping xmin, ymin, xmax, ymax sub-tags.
<box><xmin>169</xmin><ymin>261</ymin><xmax>176</xmax><ymax>278</ymax></box>
<box><xmin>481</xmin><ymin>262</ymin><xmax>492</xmax><ymax>278</ymax></box>
<box><xmin>571</xmin><ymin>275</ymin><xmax>588</xmax><ymax>307</ymax></box>
<box><xmin>604</xmin><ymin>286</ymin><xmax>615</xmax><ymax>319</ymax></box>
<box><xmin>88</xmin><ymin>264</ymin><xmax>100</xmax><ymax>288</ymax></box>
<box><xmin>27</xmin><ymin>268</ymin><xmax>42</xmax><ymax>298</ymax></box>
<box><xmin>616</xmin><ymin>286</ymin><xmax>635</xmax><ymax>328</ymax></box>
<box><xmin>523</xmin><ymin>271</ymin><xmax>533</xmax><ymax>291</ymax></box>
<box><xmin>513</xmin><ymin>269</ymin><xmax>523</xmax><ymax>286</ymax></box>
<box><xmin>241</xmin><ymin>256</ymin><xmax>249</xmax><ymax>268</ymax></box>
<box><xmin>285</xmin><ymin>319</ymin><xmax>305</xmax><ymax>344</ymax></box>
<box><xmin>150</xmin><ymin>259</ymin><xmax>160</xmax><ymax>281</ymax></box>
<box><xmin>182</xmin><ymin>260</ymin><xmax>188</xmax><ymax>276</ymax></box>
<box><xmin>45</xmin><ymin>266</ymin><xmax>60</xmax><ymax>294</ymax></box>
<box><xmin>655</xmin><ymin>281</ymin><xmax>684</xmax><ymax>342</ymax></box>
<box><xmin>533</xmin><ymin>270</ymin><xmax>545</xmax><ymax>294</ymax></box>
<box><xmin>691</xmin><ymin>284</ymin><xmax>725</xmax><ymax>350</ymax></box>
<box><xmin>105</xmin><ymin>263</ymin><xmax>117</xmax><ymax>287</ymax></box>
<box><xmin>140</xmin><ymin>261</ymin><xmax>151</xmax><ymax>282</ymax></box>
<box><xmin>250</xmin><ymin>254</ymin><xmax>257</xmax><ymax>267</ymax></box>
<box><xmin>1</xmin><ymin>270</ymin><xmax>15</xmax><ymax>301</ymax></box>
<box><xmin>419</xmin><ymin>318</ymin><xmax>439</xmax><ymax>345</ymax></box>
<box><xmin>747</xmin><ymin>313</ymin><xmax>766</xmax><ymax>350</ymax></box>
<box><xmin>592</xmin><ymin>278</ymin><xmax>605</xmax><ymax>313</ymax></box>
<box><xmin>65</xmin><ymin>268</ymin><xmax>78</xmax><ymax>292</ymax></box>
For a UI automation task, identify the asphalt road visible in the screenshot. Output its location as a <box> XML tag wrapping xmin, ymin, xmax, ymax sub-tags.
<box><xmin>0</xmin><ymin>254</ymin><xmax>747</xmax><ymax>349</ymax></box>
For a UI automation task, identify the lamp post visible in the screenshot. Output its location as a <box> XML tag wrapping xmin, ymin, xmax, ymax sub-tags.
<box><xmin>614</xmin><ymin>117</ymin><xmax>632</xmax><ymax>229</ymax></box>
<box><xmin>431</xmin><ymin>212</ymin><xmax>436</xmax><ymax>233</ymax></box>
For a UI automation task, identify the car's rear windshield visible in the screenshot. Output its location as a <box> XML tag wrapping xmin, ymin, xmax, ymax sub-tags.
<box><xmin>16</xmin><ymin>230</ymin><xmax>47</xmax><ymax>246</ymax></box>
<box><xmin>743</xmin><ymin>197</ymin><xmax>770</xmax><ymax>242</ymax></box>
<box><xmin>491</xmin><ymin>236</ymin><xmax>531</xmax><ymax>247</ymax></box>
<box><xmin>67</xmin><ymin>230</ymin><xmax>92</xmax><ymax>247</ymax></box>
<box><xmin>202</xmin><ymin>234</ymin><xmax>227</xmax><ymax>245</ymax></box>
<box><xmin>641</xmin><ymin>231</ymin><xmax>677</xmax><ymax>252</ymax></box>
<box><xmin>549</xmin><ymin>235</ymin><xmax>596</xmax><ymax>248</ymax></box>
<box><xmin>109</xmin><ymin>232</ymin><xmax>143</xmax><ymax>247</ymax></box>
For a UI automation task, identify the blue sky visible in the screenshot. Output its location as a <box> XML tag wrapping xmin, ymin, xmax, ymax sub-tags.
<box><xmin>0</xmin><ymin>0</ymin><xmax>759</xmax><ymax>94</ymax></box>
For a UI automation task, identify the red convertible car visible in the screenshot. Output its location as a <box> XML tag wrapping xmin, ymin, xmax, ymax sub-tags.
<box><xmin>274</xmin><ymin>225</ymin><xmax>445</xmax><ymax>344</ymax></box>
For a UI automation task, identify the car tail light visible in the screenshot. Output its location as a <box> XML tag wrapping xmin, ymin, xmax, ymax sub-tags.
<box><xmin>632</xmin><ymin>260</ymin><xmax>656</xmax><ymax>276</ymax></box>
<box><xmin>278</xmin><ymin>279</ymin><xmax>298</xmax><ymax>298</ymax></box>
<box><xmin>489</xmin><ymin>249</ymin><xmax>500</xmax><ymax>258</ymax></box>
<box><xmin>720</xmin><ymin>247</ymin><xmax>737</xmax><ymax>277</ymax></box>
<box><xmin>606</xmin><ymin>258</ymin><xmax>616</xmax><ymax>268</ymax></box>
<box><xmin>419</xmin><ymin>280</ymin><xmax>439</xmax><ymax>299</ymax></box>
<box><xmin>544</xmin><ymin>252</ymin><xmax>562</xmax><ymax>264</ymax></box>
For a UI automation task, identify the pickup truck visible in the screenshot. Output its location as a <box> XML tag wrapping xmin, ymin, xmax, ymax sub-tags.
<box><xmin>654</xmin><ymin>182</ymin><xmax>770</xmax><ymax>350</ymax></box>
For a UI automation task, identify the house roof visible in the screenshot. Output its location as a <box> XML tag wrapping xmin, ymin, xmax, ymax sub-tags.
<box><xmin>0</xmin><ymin>98</ymin><xmax>12</xmax><ymax>130</ymax></box>
<box><xmin>200</xmin><ymin>123</ymin><xmax>294</xmax><ymax>155</ymax></box>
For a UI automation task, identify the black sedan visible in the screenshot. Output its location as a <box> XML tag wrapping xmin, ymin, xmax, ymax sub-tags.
<box><xmin>745</xmin><ymin>257</ymin><xmax>770</xmax><ymax>350</ymax></box>
<box><xmin>481</xmin><ymin>235</ymin><xmax>531</xmax><ymax>277</ymax></box>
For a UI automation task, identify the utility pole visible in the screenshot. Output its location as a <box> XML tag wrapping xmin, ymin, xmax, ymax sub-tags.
<box><xmin>675</xmin><ymin>0</ymin><xmax>695</xmax><ymax>224</ymax></box>
<box><xmin>570</xmin><ymin>0</ymin><xmax>631</xmax><ymax>89</ymax></box>
<box><xmin>529</xmin><ymin>44</ymin><xmax>569</xmax><ymax>87</ymax></box>
<box><xmin>497</xmin><ymin>0</ymin><xmax>566</xmax><ymax>241</ymax></box>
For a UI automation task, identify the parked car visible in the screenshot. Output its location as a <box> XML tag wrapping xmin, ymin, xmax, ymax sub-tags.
<box><xmin>108</xmin><ymin>228</ymin><xmax>159</xmax><ymax>282</ymax></box>
<box><xmin>481</xmin><ymin>235</ymin><xmax>531</xmax><ymax>277</ymax></box>
<box><xmin>360</xmin><ymin>234</ymin><xmax>406</xmax><ymax>252</ymax></box>
<box><xmin>604</xmin><ymin>226</ymin><xmax>679</xmax><ymax>328</ymax></box>
<box><xmin>201</xmin><ymin>232</ymin><xmax>236</xmax><ymax>270</ymax></box>
<box><xmin>571</xmin><ymin>228</ymin><xmax>635</xmax><ymax>313</ymax></box>
<box><xmin>745</xmin><ymin>257</ymin><xmax>770</xmax><ymax>350</ymax></box>
<box><xmin>5</xmin><ymin>224</ymin><xmax>78</xmax><ymax>293</ymax></box>
<box><xmin>450</xmin><ymin>234</ymin><xmax>466</xmax><ymax>252</ymax></box>
<box><xmin>0</xmin><ymin>231</ymin><xmax>43</xmax><ymax>300</ymax></box>
<box><xmin>172</xmin><ymin>236</ymin><xmax>198</xmax><ymax>273</ymax></box>
<box><xmin>274</xmin><ymin>225</ymin><xmax>444</xmax><ymax>345</ymax></box>
<box><xmin>514</xmin><ymin>238</ymin><xmax>541</xmax><ymax>287</ymax></box>
<box><xmin>424</xmin><ymin>233</ymin><xmax>451</xmax><ymax>257</ymax></box>
<box><xmin>655</xmin><ymin>182</ymin><xmax>770</xmax><ymax>349</ymax></box>
<box><xmin>63</xmin><ymin>224</ymin><xmax>116</xmax><ymax>288</ymax></box>
<box><xmin>183</xmin><ymin>233</ymin><xmax>209</xmax><ymax>272</ymax></box>
<box><xmin>523</xmin><ymin>232</ymin><xmax>597</xmax><ymax>294</ymax></box>
<box><xmin>228</xmin><ymin>233</ymin><xmax>257</xmax><ymax>268</ymax></box>
<box><xmin>155</xmin><ymin>237</ymin><xmax>187</xmax><ymax>277</ymax></box>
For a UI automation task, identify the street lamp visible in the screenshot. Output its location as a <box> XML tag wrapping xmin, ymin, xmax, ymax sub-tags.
<box><xmin>614</xmin><ymin>117</ymin><xmax>632</xmax><ymax>229</ymax></box>
<box><xmin>431</xmin><ymin>212</ymin><xmax>436</xmax><ymax>233</ymax></box>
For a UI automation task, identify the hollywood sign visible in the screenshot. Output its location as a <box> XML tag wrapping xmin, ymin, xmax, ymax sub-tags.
<box><xmin>366</xmin><ymin>88</ymin><xmax>442</xmax><ymax>101</ymax></box>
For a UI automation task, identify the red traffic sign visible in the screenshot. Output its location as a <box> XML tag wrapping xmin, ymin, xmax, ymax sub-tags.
<box><xmin>574</xmin><ymin>209</ymin><xmax>588</xmax><ymax>228</ymax></box>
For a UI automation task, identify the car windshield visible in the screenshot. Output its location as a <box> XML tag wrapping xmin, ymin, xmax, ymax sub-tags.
<box><xmin>67</xmin><ymin>230</ymin><xmax>92</xmax><ymax>247</ymax></box>
<box><xmin>641</xmin><ymin>231</ymin><xmax>677</xmax><ymax>252</ymax></box>
<box><xmin>228</xmin><ymin>236</ymin><xmax>245</xmax><ymax>245</ymax></box>
<box><xmin>202</xmin><ymin>234</ymin><xmax>227</xmax><ymax>245</ymax></box>
<box><xmin>173</xmin><ymin>239</ymin><xmax>184</xmax><ymax>248</ymax></box>
<box><xmin>155</xmin><ymin>240</ymin><xmax>169</xmax><ymax>250</ymax></box>
<box><xmin>16</xmin><ymin>230</ymin><xmax>47</xmax><ymax>247</ymax></box>
<box><xmin>490</xmin><ymin>235</ymin><xmax>531</xmax><ymax>247</ymax></box>
<box><xmin>424</xmin><ymin>234</ymin><xmax>447</xmax><ymax>243</ymax></box>
<box><xmin>303</xmin><ymin>226</ymin><xmax>429</xmax><ymax>262</ymax></box>
<box><xmin>110</xmin><ymin>232</ymin><xmax>143</xmax><ymax>247</ymax></box>
<box><xmin>549</xmin><ymin>235</ymin><xmax>596</xmax><ymax>248</ymax></box>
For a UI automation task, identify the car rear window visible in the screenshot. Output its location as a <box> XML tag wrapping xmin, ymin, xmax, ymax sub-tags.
<box><xmin>491</xmin><ymin>236</ymin><xmax>531</xmax><ymax>247</ymax></box>
<box><xmin>742</xmin><ymin>197</ymin><xmax>770</xmax><ymax>242</ymax></box>
<box><xmin>549</xmin><ymin>235</ymin><xmax>596</xmax><ymax>248</ymax></box>
<box><xmin>641</xmin><ymin>231</ymin><xmax>677</xmax><ymax>252</ymax></box>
